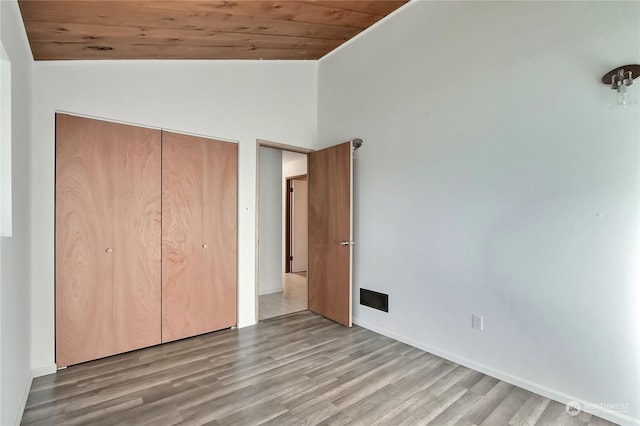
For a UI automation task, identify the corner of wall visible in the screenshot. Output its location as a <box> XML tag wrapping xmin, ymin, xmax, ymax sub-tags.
<box><xmin>0</xmin><ymin>1</ymin><xmax>34</xmax><ymax>425</ymax></box>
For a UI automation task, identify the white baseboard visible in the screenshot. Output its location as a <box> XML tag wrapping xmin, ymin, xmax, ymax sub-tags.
<box><xmin>353</xmin><ymin>318</ymin><xmax>639</xmax><ymax>426</ymax></box>
<box><xmin>32</xmin><ymin>364</ymin><xmax>57</xmax><ymax>378</ymax></box>
<box><xmin>14</xmin><ymin>364</ymin><xmax>57</xmax><ymax>425</ymax></box>
<box><xmin>14</xmin><ymin>371</ymin><xmax>33</xmax><ymax>426</ymax></box>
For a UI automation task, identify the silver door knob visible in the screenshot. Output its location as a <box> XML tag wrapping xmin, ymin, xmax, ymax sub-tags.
<box><xmin>340</xmin><ymin>241</ymin><xmax>355</xmax><ymax>246</ymax></box>
<box><xmin>202</xmin><ymin>243</ymin><xmax>208</xmax><ymax>249</ymax></box>
<box><xmin>106</xmin><ymin>248</ymin><xmax>113</xmax><ymax>253</ymax></box>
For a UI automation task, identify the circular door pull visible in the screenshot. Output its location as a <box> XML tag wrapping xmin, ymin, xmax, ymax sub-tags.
<box><xmin>106</xmin><ymin>248</ymin><xmax>113</xmax><ymax>253</ymax></box>
<box><xmin>202</xmin><ymin>243</ymin><xmax>208</xmax><ymax>249</ymax></box>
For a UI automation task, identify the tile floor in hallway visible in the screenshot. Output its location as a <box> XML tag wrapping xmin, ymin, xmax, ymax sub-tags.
<box><xmin>259</xmin><ymin>272</ymin><xmax>308</xmax><ymax>321</ymax></box>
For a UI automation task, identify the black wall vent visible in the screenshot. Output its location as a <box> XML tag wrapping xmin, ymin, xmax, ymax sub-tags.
<box><xmin>360</xmin><ymin>289</ymin><xmax>389</xmax><ymax>313</ymax></box>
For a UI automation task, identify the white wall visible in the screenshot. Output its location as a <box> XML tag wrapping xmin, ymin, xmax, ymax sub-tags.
<box><xmin>318</xmin><ymin>2</ymin><xmax>640</xmax><ymax>425</ymax></box>
<box><xmin>283</xmin><ymin>150</ymin><xmax>307</xmax><ymax>178</ymax></box>
<box><xmin>282</xmin><ymin>151</ymin><xmax>307</xmax><ymax>271</ymax></box>
<box><xmin>31</xmin><ymin>60</ymin><xmax>317</xmax><ymax>371</ymax></box>
<box><xmin>0</xmin><ymin>1</ymin><xmax>32</xmax><ymax>424</ymax></box>
<box><xmin>259</xmin><ymin>146</ymin><xmax>283</xmax><ymax>295</ymax></box>
<box><xmin>1</xmin><ymin>42</ymin><xmax>12</xmax><ymax>238</ymax></box>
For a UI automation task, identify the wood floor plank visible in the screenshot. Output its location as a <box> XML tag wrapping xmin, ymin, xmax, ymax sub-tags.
<box><xmin>340</xmin><ymin>382</ymin><xmax>418</xmax><ymax>425</ymax></box>
<box><xmin>590</xmin><ymin>416</ymin><xmax>621</xmax><ymax>426</ymax></box>
<box><xmin>65</xmin><ymin>396</ymin><xmax>144</xmax><ymax>425</ymax></box>
<box><xmin>480</xmin><ymin>386</ymin><xmax>533</xmax><ymax>426</ymax></box>
<box><xmin>400</xmin><ymin>385</ymin><xmax>469</xmax><ymax>426</ymax></box>
<box><xmin>428</xmin><ymin>365</ymin><xmax>475</xmax><ymax>396</ymax></box>
<box><xmin>469</xmin><ymin>374</ymin><xmax>500</xmax><ymax>394</ymax></box>
<box><xmin>535</xmin><ymin>400</ymin><xmax>587</xmax><ymax>426</ymax></box>
<box><xmin>428</xmin><ymin>385</ymin><xmax>486</xmax><ymax>426</ymax></box>
<box><xmin>21</xmin><ymin>311</ymin><xmax>618</xmax><ymax>426</ymax></box>
<box><xmin>390</xmin><ymin>357</ymin><xmax>449</xmax><ymax>392</ymax></box>
<box><xmin>461</xmin><ymin>380</ymin><xmax>514</xmax><ymax>425</ymax></box>
<box><xmin>330</xmin><ymin>350</ymin><xmax>423</xmax><ymax>409</ymax></box>
<box><xmin>214</xmin><ymin>399</ymin><xmax>287</xmax><ymax>426</ymax></box>
<box><xmin>280</xmin><ymin>376</ymin><xmax>340</xmax><ymax>409</ymax></box>
<box><xmin>371</xmin><ymin>386</ymin><xmax>439</xmax><ymax>425</ymax></box>
<box><xmin>509</xmin><ymin>394</ymin><xmax>551</xmax><ymax>426</ymax></box>
<box><xmin>257</xmin><ymin>411</ymin><xmax>301</xmax><ymax>426</ymax></box>
<box><xmin>314</xmin><ymin>410</ymin><xmax>357</xmax><ymax>426</ymax></box>
<box><xmin>288</xmin><ymin>398</ymin><xmax>340</xmax><ymax>425</ymax></box>
<box><xmin>19</xmin><ymin>400</ymin><xmax>66</xmax><ymax>424</ymax></box>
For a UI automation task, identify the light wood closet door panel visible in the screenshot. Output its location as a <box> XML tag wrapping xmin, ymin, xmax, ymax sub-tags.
<box><xmin>56</xmin><ymin>114</ymin><xmax>114</xmax><ymax>368</ymax></box>
<box><xmin>111</xmin><ymin>126</ymin><xmax>162</xmax><ymax>354</ymax></box>
<box><xmin>56</xmin><ymin>114</ymin><xmax>162</xmax><ymax>367</ymax></box>
<box><xmin>162</xmin><ymin>132</ymin><xmax>237</xmax><ymax>342</ymax></box>
<box><xmin>202</xmin><ymin>138</ymin><xmax>238</xmax><ymax>332</ymax></box>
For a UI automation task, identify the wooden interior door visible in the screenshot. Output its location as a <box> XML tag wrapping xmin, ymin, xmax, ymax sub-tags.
<box><xmin>308</xmin><ymin>141</ymin><xmax>353</xmax><ymax>326</ymax></box>
<box><xmin>162</xmin><ymin>131</ymin><xmax>237</xmax><ymax>342</ymax></box>
<box><xmin>55</xmin><ymin>114</ymin><xmax>161</xmax><ymax>367</ymax></box>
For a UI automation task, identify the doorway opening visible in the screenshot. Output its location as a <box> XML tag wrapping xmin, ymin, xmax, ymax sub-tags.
<box><xmin>257</xmin><ymin>144</ymin><xmax>310</xmax><ymax>321</ymax></box>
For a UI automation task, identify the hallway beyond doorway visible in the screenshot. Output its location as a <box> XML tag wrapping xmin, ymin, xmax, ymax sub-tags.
<box><xmin>259</xmin><ymin>273</ymin><xmax>308</xmax><ymax>320</ymax></box>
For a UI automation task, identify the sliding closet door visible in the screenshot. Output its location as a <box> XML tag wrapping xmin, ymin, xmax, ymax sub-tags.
<box><xmin>111</xmin><ymin>125</ymin><xmax>162</xmax><ymax>353</ymax></box>
<box><xmin>162</xmin><ymin>132</ymin><xmax>237</xmax><ymax>343</ymax></box>
<box><xmin>56</xmin><ymin>114</ymin><xmax>161</xmax><ymax>368</ymax></box>
<box><xmin>202</xmin><ymin>137</ymin><xmax>238</xmax><ymax>332</ymax></box>
<box><xmin>56</xmin><ymin>114</ymin><xmax>114</xmax><ymax>368</ymax></box>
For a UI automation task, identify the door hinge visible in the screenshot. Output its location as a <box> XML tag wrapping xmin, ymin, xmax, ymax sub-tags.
<box><xmin>289</xmin><ymin>256</ymin><xmax>293</xmax><ymax>260</ymax></box>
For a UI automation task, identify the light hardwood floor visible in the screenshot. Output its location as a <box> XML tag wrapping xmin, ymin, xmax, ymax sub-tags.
<box><xmin>258</xmin><ymin>273</ymin><xmax>308</xmax><ymax>321</ymax></box>
<box><xmin>22</xmin><ymin>311</ymin><xmax>617</xmax><ymax>426</ymax></box>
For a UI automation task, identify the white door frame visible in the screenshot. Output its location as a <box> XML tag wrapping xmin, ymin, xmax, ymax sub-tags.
<box><xmin>255</xmin><ymin>139</ymin><xmax>313</xmax><ymax>322</ymax></box>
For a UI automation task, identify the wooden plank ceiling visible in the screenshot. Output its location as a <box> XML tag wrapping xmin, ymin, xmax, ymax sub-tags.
<box><xmin>18</xmin><ymin>1</ymin><xmax>408</xmax><ymax>60</ymax></box>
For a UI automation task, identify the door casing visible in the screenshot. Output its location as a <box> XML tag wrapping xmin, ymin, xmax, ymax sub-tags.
<box><xmin>255</xmin><ymin>139</ymin><xmax>353</xmax><ymax>327</ymax></box>
<box><xmin>285</xmin><ymin>175</ymin><xmax>308</xmax><ymax>274</ymax></box>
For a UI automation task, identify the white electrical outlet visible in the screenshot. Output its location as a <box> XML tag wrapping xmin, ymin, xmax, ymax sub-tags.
<box><xmin>472</xmin><ymin>314</ymin><xmax>484</xmax><ymax>331</ymax></box>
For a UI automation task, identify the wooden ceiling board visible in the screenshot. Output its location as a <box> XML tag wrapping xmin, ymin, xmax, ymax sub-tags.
<box><xmin>18</xmin><ymin>1</ymin><xmax>408</xmax><ymax>60</ymax></box>
<box><xmin>19</xmin><ymin>1</ymin><xmax>375</xmax><ymax>31</ymax></box>
<box><xmin>137</xmin><ymin>1</ymin><xmax>383</xmax><ymax>27</ymax></box>
<box><xmin>29</xmin><ymin>42</ymin><xmax>330</xmax><ymax>60</ymax></box>
<box><xmin>310</xmin><ymin>0</ymin><xmax>409</xmax><ymax>15</ymax></box>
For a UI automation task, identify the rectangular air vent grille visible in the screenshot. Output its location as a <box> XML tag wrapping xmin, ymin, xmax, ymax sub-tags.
<box><xmin>360</xmin><ymin>288</ymin><xmax>388</xmax><ymax>313</ymax></box>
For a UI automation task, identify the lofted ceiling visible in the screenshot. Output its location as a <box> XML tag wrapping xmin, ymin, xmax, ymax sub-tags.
<box><xmin>18</xmin><ymin>1</ymin><xmax>408</xmax><ymax>61</ymax></box>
